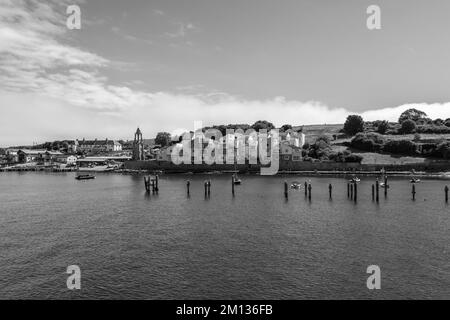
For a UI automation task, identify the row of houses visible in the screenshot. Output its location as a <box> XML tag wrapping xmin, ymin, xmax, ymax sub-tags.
<box><xmin>4</xmin><ymin>149</ymin><xmax>77</xmax><ymax>165</ymax></box>
<box><xmin>151</xmin><ymin>131</ymin><xmax>306</xmax><ymax>163</ymax></box>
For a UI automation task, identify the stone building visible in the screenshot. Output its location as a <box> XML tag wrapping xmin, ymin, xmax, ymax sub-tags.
<box><xmin>132</xmin><ymin>128</ymin><xmax>145</xmax><ymax>161</ymax></box>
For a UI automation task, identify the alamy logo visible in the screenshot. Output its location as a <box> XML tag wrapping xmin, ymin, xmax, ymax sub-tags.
<box><xmin>66</xmin><ymin>5</ymin><xmax>81</xmax><ymax>30</ymax></box>
<box><xmin>366</xmin><ymin>5</ymin><xmax>381</xmax><ymax>30</ymax></box>
<box><xmin>169</xmin><ymin>121</ymin><xmax>290</xmax><ymax>175</ymax></box>
<box><xmin>366</xmin><ymin>265</ymin><xmax>381</xmax><ymax>290</ymax></box>
<box><xmin>66</xmin><ymin>265</ymin><xmax>81</xmax><ymax>290</ymax></box>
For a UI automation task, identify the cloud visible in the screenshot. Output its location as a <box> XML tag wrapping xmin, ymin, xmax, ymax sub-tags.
<box><xmin>111</xmin><ymin>26</ymin><xmax>152</xmax><ymax>44</ymax></box>
<box><xmin>165</xmin><ymin>22</ymin><xmax>199</xmax><ymax>39</ymax></box>
<box><xmin>1</xmin><ymin>0</ymin><xmax>450</xmax><ymax>147</ymax></box>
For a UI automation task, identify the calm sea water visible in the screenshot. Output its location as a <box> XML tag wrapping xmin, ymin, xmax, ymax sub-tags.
<box><xmin>0</xmin><ymin>172</ymin><xmax>449</xmax><ymax>299</ymax></box>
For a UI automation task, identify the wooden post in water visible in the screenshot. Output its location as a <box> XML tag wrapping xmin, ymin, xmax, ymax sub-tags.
<box><xmin>347</xmin><ymin>183</ymin><xmax>350</xmax><ymax>198</ymax></box>
<box><xmin>445</xmin><ymin>186</ymin><xmax>449</xmax><ymax>203</ymax></box>
<box><xmin>384</xmin><ymin>176</ymin><xmax>388</xmax><ymax>197</ymax></box>
<box><xmin>308</xmin><ymin>183</ymin><xmax>312</xmax><ymax>201</ymax></box>
<box><xmin>284</xmin><ymin>181</ymin><xmax>288</xmax><ymax>199</ymax></box>
<box><xmin>353</xmin><ymin>182</ymin><xmax>357</xmax><ymax>202</ymax></box>
<box><xmin>231</xmin><ymin>176</ymin><xmax>235</xmax><ymax>196</ymax></box>
<box><xmin>155</xmin><ymin>175</ymin><xmax>159</xmax><ymax>192</ymax></box>
<box><xmin>372</xmin><ymin>184</ymin><xmax>375</xmax><ymax>201</ymax></box>
<box><xmin>350</xmin><ymin>183</ymin><xmax>353</xmax><ymax>200</ymax></box>
<box><xmin>304</xmin><ymin>181</ymin><xmax>308</xmax><ymax>197</ymax></box>
<box><xmin>186</xmin><ymin>180</ymin><xmax>190</xmax><ymax>196</ymax></box>
<box><xmin>144</xmin><ymin>176</ymin><xmax>150</xmax><ymax>193</ymax></box>
<box><xmin>207</xmin><ymin>180</ymin><xmax>211</xmax><ymax>197</ymax></box>
<box><xmin>204</xmin><ymin>181</ymin><xmax>208</xmax><ymax>197</ymax></box>
<box><xmin>412</xmin><ymin>184</ymin><xmax>416</xmax><ymax>200</ymax></box>
<box><xmin>329</xmin><ymin>184</ymin><xmax>332</xmax><ymax>200</ymax></box>
<box><xmin>375</xmin><ymin>179</ymin><xmax>379</xmax><ymax>203</ymax></box>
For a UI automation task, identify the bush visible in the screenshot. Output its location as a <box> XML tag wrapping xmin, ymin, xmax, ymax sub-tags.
<box><xmin>350</xmin><ymin>133</ymin><xmax>385</xmax><ymax>152</ymax></box>
<box><xmin>383</xmin><ymin>140</ymin><xmax>418</xmax><ymax>155</ymax></box>
<box><xmin>343</xmin><ymin>115</ymin><xmax>364</xmax><ymax>136</ymax></box>
<box><xmin>445</xmin><ymin>119</ymin><xmax>450</xmax><ymax>127</ymax></box>
<box><xmin>377</xmin><ymin>120</ymin><xmax>389</xmax><ymax>134</ymax></box>
<box><xmin>398</xmin><ymin>108</ymin><xmax>428</xmax><ymax>123</ymax></box>
<box><xmin>400</xmin><ymin>119</ymin><xmax>417</xmax><ymax>134</ymax></box>
<box><xmin>329</xmin><ymin>151</ymin><xmax>363</xmax><ymax>163</ymax></box>
<box><xmin>435</xmin><ymin>142</ymin><xmax>450</xmax><ymax>159</ymax></box>
<box><xmin>416</xmin><ymin>125</ymin><xmax>450</xmax><ymax>134</ymax></box>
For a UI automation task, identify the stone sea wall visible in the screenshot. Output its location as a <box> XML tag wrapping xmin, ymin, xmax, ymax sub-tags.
<box><xmin>123</xmin><ymin>160</ymin><xmax>450</xmax><ymax>172</ymax></box>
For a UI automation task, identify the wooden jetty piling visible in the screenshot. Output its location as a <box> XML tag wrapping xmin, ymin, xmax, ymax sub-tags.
<box><xmin>204</xmin><ymin>181</ymin><xmax>208</xmax><ymax>197</ymax></box>
<box><xmin>375</xmin><ymin>180</ymin><xmax>379</xmax><ymax>203</ymax></box>
<box><xmin>308</xmin><ymin>183</ymin><xmax>312</xmax><ymax>200</ymax></box>
<box><xmin>186</xmin><ymin>180</ymin><xmax>190</xmax><ymax>196</ymax></box>
<box><xmin>372</xmin><ymin>184</ymin><xmax>375</xmax><ymax>201</ymax></box>
<box><xmin>412</xmin><ymin>184</ymin><xmax>416</xmax><ymax>201</ymax></box>
<box><xmin>144</xmin><ymin>176</ymin><xmax>150</xmax><ymax>193</ymax></box>
<box><xmin>208</xmin><ymin>180</ymin><xmax>211</xmax><ymax>197</ymax></box>
<box><xmin>384</xmin><ymin>176</ymin><xmax>388</xmax><ymax>197</ymax></box>
<box><xmin>329</xmin><ymin>184</ymin><xmax>332</xmax><ymax>200</ymax></box>
<box><xmin>353</xmin><ymin>182</ymin><xmax>357</xmax><ymax>202</ymax></box>
<box><xmin>350</xmin><ymin>183</ymin><xmax>353</xmax><ymax>200</ymax></box>
<box><xmin>304</xmin><ymin>181</ymin><xmax>308</xmax><ymax>197</ymax></box>
<box><xmin>445</xmin><ymin>186</ymin><xmax>449</xmax><ymax>203</ymax></box>
<box><xmin>155</xmin><ymin>175</ymin><xmax>159</xmax><ymax>192</ymax></box>
<box><xmin>284</xmin><ymin>181</ymin><xmax>288</xmax><ymax>199</ymax></box>
<box><xmin>231</xmin><ymin>176</ymin><xmax>235</xmax><ymax>196</ymax></box>
<box><xmin>347</xmin><ymin>183</ymin><xmax>350</xmax><ymax>198</ymax></box>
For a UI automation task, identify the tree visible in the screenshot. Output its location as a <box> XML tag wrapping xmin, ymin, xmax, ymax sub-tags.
<box><xmin>280</xmin><ymin>124</ymin><xmax>292</xmax><ymax>132</ymax></box>
<box><xmin>155</xmin><ymin>132</ymin><xmax>172</xmax><ymax>147</ymax></box>
<box><xmin>444</xmin><ymin>118</ymin><xmax>450</xmax><ymax>127</ymax></box>
<box><xmin>383</xmin><ymin>140</ymin><xmax>417</xmax><ymax>155</ymax></box>
<box><xmin>251</xmin><ymin>120</ymin><xmax>275</xmax><ymax>131</ymax></box>
<box><xmin>398</xmin><ymin>108</ymin><xmax>427</xmax><ymax>123</ymax></box>
<box><xmin>377</xmin><ymin>120</ymin><xmax>389</xmax><ymax>134</ymax></box>
<box><xmin>350</xmin><ymin>132</ymin><xmax>385</xmax><ymax>152</ymax></box>
<box><xmin>400</xmin><ymin>119</ymin><xmax>417</xmax><ymax>134</ymax></box>
<box><xmin>343</xmin><ymin>115</ymin><xmax>364</xmax><ymax>136</ymax></box>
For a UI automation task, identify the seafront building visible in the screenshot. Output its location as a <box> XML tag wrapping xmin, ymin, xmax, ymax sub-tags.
<box><xmin>76</xmin><ymin>139</ymin><xmax>122</xmax><ymax>153</ymax></box>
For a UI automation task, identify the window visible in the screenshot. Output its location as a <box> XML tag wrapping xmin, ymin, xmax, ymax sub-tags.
<box><xmin>284</xmin><ymin>155</ymin><xmax>290</xmax><ymax>160</ymax></box>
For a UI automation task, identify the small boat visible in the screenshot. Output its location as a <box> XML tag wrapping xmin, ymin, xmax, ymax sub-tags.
<box><xmin>290</xmin><ymin>181</ymin><xmax>302</xmax><ymax>189</ymax></box>
<box><xmin>75</xmin><ymin>174</ymin><xmax>96</xmax><ymax>180</ymax></box>
<box><xmin>349</xmin><ymin>177</ymin><xmax>361</xmax><ymax>183</ymax></box>
<box><xmin>380</xmin><ymin>182</ymin><xmax>389</xmax><ymax>188</ymax></box>
<box><xmin>410</xmin><ymin>178</ymin><xmax>421</xmax><ymax>183</ymax></box>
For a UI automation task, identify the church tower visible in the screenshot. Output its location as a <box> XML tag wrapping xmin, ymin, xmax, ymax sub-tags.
<box><xmin>132</xmin><ymin>127</ymin><xmax>145</xmax><ymax>161</ymax></box>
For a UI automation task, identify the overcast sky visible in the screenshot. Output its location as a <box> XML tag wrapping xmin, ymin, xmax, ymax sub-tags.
<box><xmin>2</xmin><ymin>0</ymin><xmax>450</xmax><ymax>146</ymax></box>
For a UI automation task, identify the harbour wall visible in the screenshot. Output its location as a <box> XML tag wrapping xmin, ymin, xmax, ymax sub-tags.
<box><xmin>124</xmin><ymin>160</ymin><xmax>450</xmax><ymax>173</ymax></box>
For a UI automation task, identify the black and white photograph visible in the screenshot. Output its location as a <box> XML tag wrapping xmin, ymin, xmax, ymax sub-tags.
<box><xmin>0</xmin><ymin>0</ymin><xmax>449</xmax><ymax>309</ymax></box>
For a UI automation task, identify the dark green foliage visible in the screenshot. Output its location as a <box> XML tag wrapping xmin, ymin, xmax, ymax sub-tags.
<box><xmin>343</xmin><ymin>115</ymin><xmax>364</xmax><ymax>136</ymax></box>
<box><xmin>377</xmin><ymin>120</ymin><xmax>389</xmax><ymax>134</ymax></box>
<box><xmin>155</xmin><ymin>132</ymin><xmax>172</xmax><ymax>147</ymax></box>
<box><xmin>435</xmin><ymin>141</ymin><xmax>450</xmax><ymax>159</ymax></box>
<box><xmin>280</xmin><ymin>124</ymin><xmax>293</xmax><ymax>132</ymax></box>
<box><xmin>400</xmin><ymin>119</ymin><xmax>417</xmax><ymax>134</ymax></box>
<box><xmin>383</xmin><ymin>140</ymin><xmax>418</xmax><ymax>155</ymax></box>
<box><xmin>398</xmin><ymin>108</ymin><xmax>428</xmax><ymax>123</ymax></box>
<box><xmin>350</xmin><ymin>133</ymin><xmax>385</xmax><ymax>152</ymax></box>
<box><xmin>251</xmin><ymin>120</ymin><xmax>275</xmax><ymax>131</ymax></box>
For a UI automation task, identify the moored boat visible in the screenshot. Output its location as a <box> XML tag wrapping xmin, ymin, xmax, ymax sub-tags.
<box><xmin>75</xmin><ymin>174</ymin><xmax>96</xmax><ymax>180</ymax></box>
<box><xmin>290</xmin><ymin>181</ymin><xmax>301</xmax><ymax>189</ymax></box>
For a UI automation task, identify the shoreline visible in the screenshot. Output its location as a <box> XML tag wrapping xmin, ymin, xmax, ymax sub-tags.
<box><xmin>2</xmin><ymin>166</ymin><xmax>450</xmax><ymax>178</ymax></box>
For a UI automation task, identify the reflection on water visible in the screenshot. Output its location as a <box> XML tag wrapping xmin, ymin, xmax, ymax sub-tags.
<box><xmin>0</xmin><ymin>172</ymin><xmax>449</xmax><ymax>299</ymax></box>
